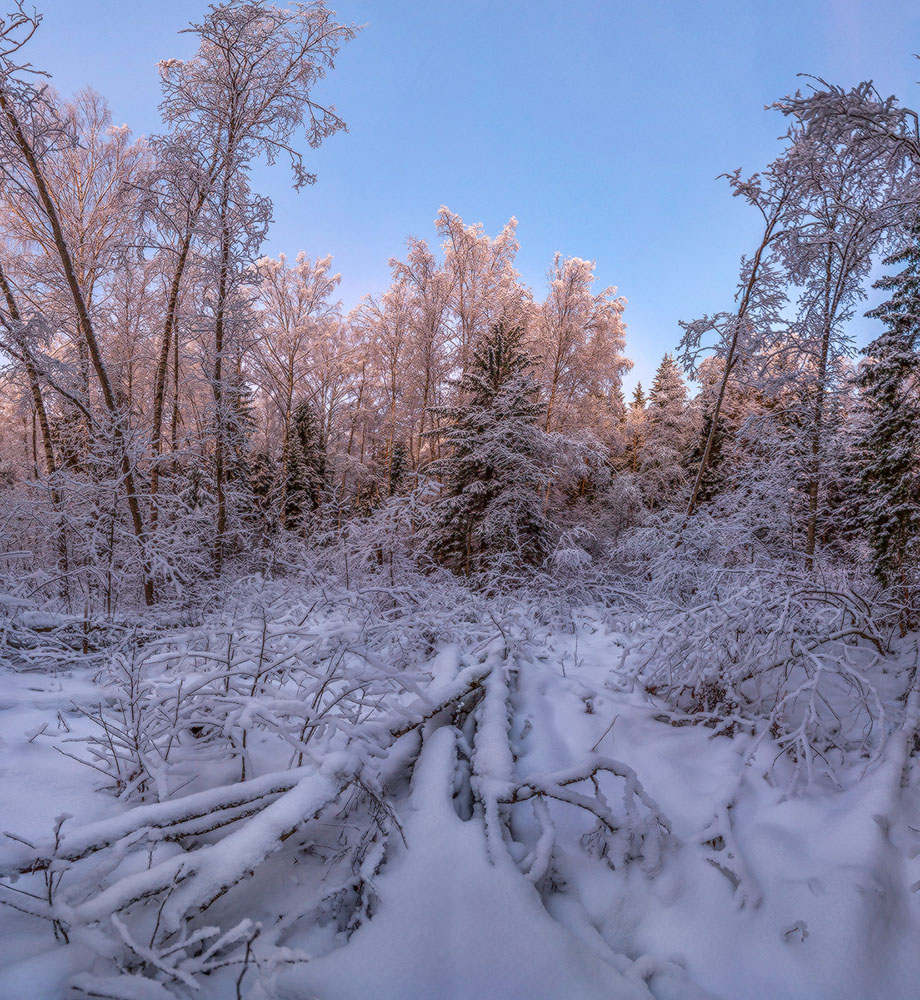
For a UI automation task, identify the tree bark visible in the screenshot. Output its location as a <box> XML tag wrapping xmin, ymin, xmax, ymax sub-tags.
<box><xmin>150</xmin><ymin>166</ymin><xmax>217</xmax><ymax>525</ymax></box>
<box><xmin>686</xmin><ymin>222</ymin><xmax>777</xmax><ymax>517</ymax></box>
<box><xmin>804</xmin><ymin>251</ymin><xmax>835</xmax><ymax>572</ymax></box>
<box><xmin>0</xmin><ymin>87</ymin><xmax>154</xmax><ymax>605</ymax></box>
<box><xmin>0</xmin><ymin>261</ymin><xmax>70</xmax><ymax>602</ymax></box>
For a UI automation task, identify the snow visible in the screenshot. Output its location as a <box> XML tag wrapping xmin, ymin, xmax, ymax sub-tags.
<box><xmin>277</xmin><ymin>727</ymin><xmax>652</xmax><ymax>1000</ymax></box>
<box><xmin>1</xmin><ymin>599</ymin><xmax>919</xmax><ymax>999</ymax></box>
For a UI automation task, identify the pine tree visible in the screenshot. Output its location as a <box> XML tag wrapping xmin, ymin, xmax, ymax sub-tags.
<box><xmin>249</xmin><ymin>451</ymin><xmax>279</xmax><ymax>538</ymax></box>
<box><xmin>623</xmin><ymin>382</ymin><xmax>647</xmax><ymax>473</ymax></box>
<box><xmin>388</xmin><ymin>439</ymin><xmax>409</xmax><ymax>497</ymax></box>
<box><xmin>426</xmin><ymin>322</ymin><xmax>552</xmax><ymax>575</ymax></box>
<box><xmin>639</xmin><ymin>353</ymin><xmax>689</xmax><ymax>505</ymax></box>
<box><xmin>284</xmin><ymin>401</ymin><xmax>328</xmax><ymax>529</ymax></box>
<box><xmin>685</xmin><ymin>356</ymin><xmax>749</xmax><ymax>505</ymax></box>
<box><xmin>855</xmin><ymin>221</ymin><xmax>920</xmax><ymax>627</ymax></box>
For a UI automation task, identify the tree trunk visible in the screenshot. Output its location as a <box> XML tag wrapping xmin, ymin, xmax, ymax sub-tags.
<box><xmin>211</xmin><ymin>171</ymin><xmax>235</xmax><ymax>573</ymax></box>
<box><xmin>0</xmin><ymin>262</ymin><xmax>70</xmax><ymax>603</ymax></box>
<box><xmin>150</xmin><ymin>229</ymin><xmax>193</xmax><ymax>526</ymax></box>
<box><xmin>150</xmin><ymin>165</ymin><xmax>217</xmax><ymax>525</ymax></box>
<box><xmin>0</xmin><ymin>87</ymin><xmax>154</xmax><ymax>605</ymax></box>
<box><xmin>686</xmin><ymin>223</ymin><xmax>776</xmax><ymax>517</ymax></box>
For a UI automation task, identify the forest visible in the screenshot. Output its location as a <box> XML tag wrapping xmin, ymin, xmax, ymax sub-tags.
<box><xmin>1</xmin><ymin>1</ymin><xmax>920</xmax><ymax>998</ymax></box>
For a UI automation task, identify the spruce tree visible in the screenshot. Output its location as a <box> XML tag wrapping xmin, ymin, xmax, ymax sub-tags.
<box><xmin>639</xmin><ymin>353</ymin><xmax>689</xmax><ymax>505</ymax></box>
<box><xmin>249</xmin><ymin>451</ymin><xmax>279</xmax><ymax>538</ymax></box>
<box><xmin>623</xmin><ymin>382</ymin><xmax>647</xmax><ymax>473</ymax></box>
<box><xmin>284</xmin><ymin>401</ymin><xmax>328</xmax><ymax>528</ymax></box>
<box><xmin>855</xmin><ymin>220</ymin><xmax>920</xmax><ymax>625</ymax></box>
<box><xmin>388</xmin><ymin>439</ymin><xmax>409</xmax><ymax>497</ymax></box>
<box><xmin>686</xmin><ymin>357</ymin><xmax>748</xmax><ymax>506</ymax></box>
<box><xmin>426</xmin><ymin>322</ymin><xmax>552</xmax><ymax>575</ymax></box>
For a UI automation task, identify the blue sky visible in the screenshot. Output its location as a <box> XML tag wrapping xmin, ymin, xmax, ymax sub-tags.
<box><xmin>28</xmin><ymin>0</ymin><xmax>920</xmax><ymax>389</ymax></box>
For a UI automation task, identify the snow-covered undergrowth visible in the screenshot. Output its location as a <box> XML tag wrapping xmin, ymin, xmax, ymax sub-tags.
<box><xmin>1</xmin><ymin>561</ymin><xmax>919</xmax><ymax>999</ymax></box>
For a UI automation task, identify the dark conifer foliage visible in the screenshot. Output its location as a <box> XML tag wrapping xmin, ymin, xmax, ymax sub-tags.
<box><xmin>638</xmin><ymin>353</ymin><xmax>689</xmax><ymax>505</ymax></box>
<box><xmin>855</xmin><ymin>221</ymin><xmax>920</xmax><ymax>623</ymax></box>
<box><xmin>284</xmin><ymin>400</ymin><xmax>328</xmax><ymax>528</ymax></box>
<box><xmin>425</xmin><ymin>322</ymin><xmax>552</xmax><ymax>575</ymax></box>
<box><xmin>388</xmin><ymin>439</ymin><xmax>409</xmax><ymax>497</ymax></box>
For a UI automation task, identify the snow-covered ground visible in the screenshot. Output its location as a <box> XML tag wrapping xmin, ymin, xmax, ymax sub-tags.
<box><xmin>1</xmin><ymin>595</ymin><xmax>919</xmax><ymax>999</ymax></box>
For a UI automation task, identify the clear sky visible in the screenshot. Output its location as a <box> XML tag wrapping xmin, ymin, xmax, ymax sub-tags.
<box><xmin>25</xmin><ymin>0</ymin><xmax>920</xmax><ymax>389</ymax></box>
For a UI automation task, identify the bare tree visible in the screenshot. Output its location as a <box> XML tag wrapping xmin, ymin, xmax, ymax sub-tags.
<box><xmin>145</xmin><ymin>0</ymin><xmax>358</xmax><ymax>547</ymax></box>
<box><xmin>679</xmin><ymin>160</ymin><xmax>802</xmax><ymax>518</ymax></box>
<box><xmin>777</xmin><ymin>125</ymin><xmax>904</xmax><ymax>566</ymax></box>
<box><xmin>250</xmin><ymin>251</ymin><xmax>341</xmax><ymax>524</ymax></box>
<box><xmin>0</xmin><ymin>4</ymin><xmax>155</xmax><ymax>603</ymax></box>
<box><xmin>535</xmin><ymin>253</ymin><xmax>628</xmax><ymax>437</ymax></box>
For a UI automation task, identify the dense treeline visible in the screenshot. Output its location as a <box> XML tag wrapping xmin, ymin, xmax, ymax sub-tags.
<box><xmin>0</xmin><ymin>0</ymin><xmax>918</xmax><ymax>633</ymax></box>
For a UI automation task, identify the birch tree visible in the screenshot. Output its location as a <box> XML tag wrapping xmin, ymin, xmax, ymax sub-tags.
<box><xmin>775</xmin><ymin>118</ymin><xmax>904</xmax><ymax>568</ymax></box>
<box><xmin>250</xmin><ymin>251</ymin><xmax>341</xmax><ymax>526</ymax></box>
<box><xmin>679</xmin><ymin>160</ymin><xmax>801</xmax><ymax>517</ymax></box>
<box><xmin>535</xmin><ymin>253</ymin><xmax>629</xmax><ymax>437</ymax></box>
<box><xmin>146</xmin><ymin>0</ymin><xmax>358</xmax><ymax>546</ymax></box>
<box><xmin>0</xmin><ymin>4</ymin><xmax>155</xmax><ymax>602</ymax></box>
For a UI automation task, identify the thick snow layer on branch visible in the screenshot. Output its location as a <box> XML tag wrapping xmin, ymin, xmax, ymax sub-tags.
<box><xmin>278</xmin><ymin>727</ymin><xmax>653</xmax><ymax>1000</ymax></box>
<box><xmin>72</xmin><ymin>751</ymin><xmax>359</xmax><ymax>932</ymax></box>
<box><xmin>2</xmin><ymin>591</ymin><xmax>920</xmax><ymax>1000</ymax></box>
<box><xmin>0</xmin><ymin>763</ymin><xmax>322</xmax><ymax>877</ymax></box>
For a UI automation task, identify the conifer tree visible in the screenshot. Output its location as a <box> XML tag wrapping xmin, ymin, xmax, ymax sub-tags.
<box><xmin>639</xmin><ymin>354</ymin><xmax>689</xmax><ymax>505</ymax></box>
<box><xmin>685</xmin><ymin>356</ymin><xmax>750</xmax><ymax>505</ymax></box>
<box><xmin>249</xmin><ymin>451</ymin><xmax>279</xmax><ymax>538</ymax></box>
<box><xmin>426</xmin><ymin>322</ymin><xmax>552</xmax><ymax>575</ymax></box>
<box><xmin>284</xmin><ymin>400</ymin><xmax>328</xmax><ymax>528</ymax></box>
<box><xmin>623</xmin><ymin>382</ymin><xmax>647</xmax><ymax>473</ymax></box>
<box><xmin>388</xmin><ymin>439</ymin><xmax>409</xmax><ymax>497</ymax></box>
<box><xmin>855</xmin><ymin>221</ymin><xmax>920</xmax><ymax>627</ymax></box>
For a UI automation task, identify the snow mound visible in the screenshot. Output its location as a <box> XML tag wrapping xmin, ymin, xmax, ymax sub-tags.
<box><xmin>279</xmin><ymin>727</ymin><xmax>653</xmax><ymax>1000</ymax></box>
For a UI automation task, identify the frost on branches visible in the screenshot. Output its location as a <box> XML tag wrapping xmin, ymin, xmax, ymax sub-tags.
<box><xmin>2</xmin><ymin>2</ymin><xmax>920</xmax><ymax>999</ymax></box>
